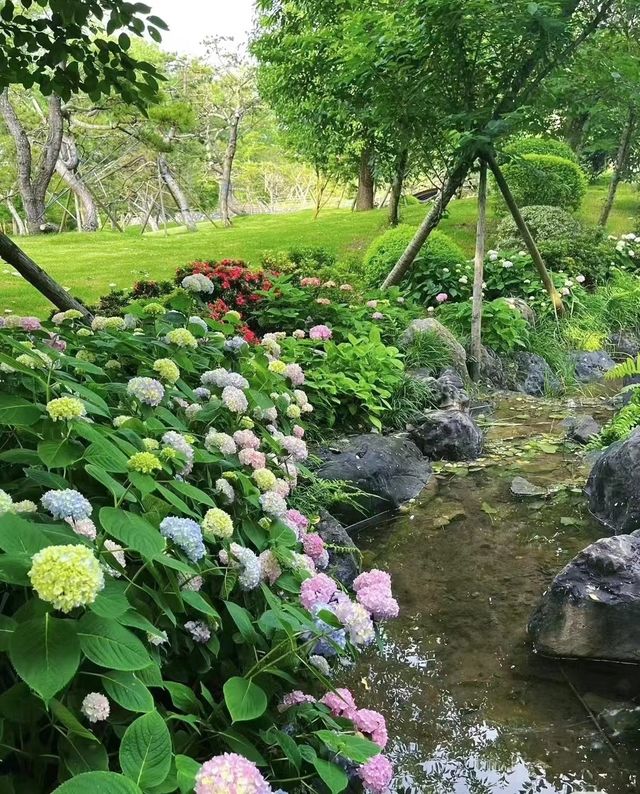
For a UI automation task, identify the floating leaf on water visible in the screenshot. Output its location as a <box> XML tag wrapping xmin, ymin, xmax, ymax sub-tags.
<box><xmin>536</xmin><ymin>441</ymin><xmax>559</xmax><ymax>454</ymax></box>
<box><xmin>481</xmin><ymin>501</ymin><xmax>498</xmax><ymax>516</ymax></box>
<box><xmin>560</xmin><ymin>516</ymin><xmax>581</xmax><ymax>526</ymax></box>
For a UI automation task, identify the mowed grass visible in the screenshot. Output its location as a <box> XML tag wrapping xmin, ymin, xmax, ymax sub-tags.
<box><xmin>1</xmin><ymin>181</ymin><xmax>637</xmax><ymax>316</ymax></box>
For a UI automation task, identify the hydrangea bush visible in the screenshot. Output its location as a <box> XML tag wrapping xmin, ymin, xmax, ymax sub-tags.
<box><xmin>0</xmin><ymin>299</ymin><xmax>398</xmax><ymax>793</ymax></box>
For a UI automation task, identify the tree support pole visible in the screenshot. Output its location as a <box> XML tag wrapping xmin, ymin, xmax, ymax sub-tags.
<box><xmin>484</xmin><ymin>150</ymin><xmax>564</xmax><ymax>315</ymax></box>
<box><xmin>470</xmin><ymin>159</ymin><xmax>487</xmax><ymax>380</ymax></box>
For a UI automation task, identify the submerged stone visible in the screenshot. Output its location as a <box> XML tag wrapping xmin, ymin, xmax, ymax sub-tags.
<box><xmin>410</xmin><ymin>409</ymin><xmax>484</xmax><ymax>461</ymax></box>
<box><xmin>510</xmin><ymin>476</ymin><xmax>547</xmax><ymax>497</ymax></box>
<box><xmin>528</xmin><ymin>533</ymin><xmax>640</xmax><ymax>662</ymax></box>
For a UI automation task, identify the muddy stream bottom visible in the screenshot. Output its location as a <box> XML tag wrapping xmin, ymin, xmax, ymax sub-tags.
<box><xmin>344</xmin><ymin>393</ymin><xmax>640</xmax><ymax>793</ymax></box>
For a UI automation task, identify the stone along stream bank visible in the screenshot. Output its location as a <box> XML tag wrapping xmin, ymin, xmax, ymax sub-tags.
<box><xmin>341</xmin><ymin>394</ymin><xmax>640</xmax><ymax>793</ymax></box>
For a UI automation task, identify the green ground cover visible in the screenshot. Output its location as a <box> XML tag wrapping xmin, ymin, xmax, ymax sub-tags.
<box><xmin>1</xmin><ymin>181</ymin><xmax>637</xmax><ymax>316</ymax></box>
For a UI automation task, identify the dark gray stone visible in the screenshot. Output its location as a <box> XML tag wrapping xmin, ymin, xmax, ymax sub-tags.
<box><xmin>528</xmin><ymin>533</ymin><xmax>640</xmax><ymax>662</ymax></box>
<box><xmin>410</xmin><ymin>409</ymin><xmax>484</xmax><ymax>461</ymax></box>
<box><xmin>572</xmin><ymin>350</ymin><xmax>615</xmax><ymax>383</ymax></box>
<box><xmin>585</xmin><ymin>429</ymin><xmax>640</xmax><ymax>534</ymax></box>
<box><xmin>478</xmin><ymin>346</ymin><xmax>509</xmax><ymax>389</ymax></box>
<box><xmin>409</xmin><ymin>367</ymin><xmax>469</xmax><ymax>411</ymax></box>
<box><xmin>316</xmin><ymin>434</ymin><xmax>432</xmax><ymax>524</ymax></box>
<box><xmin>509</xmin><ymin>352</ymin><xmax>560</xmax><ymax>397</ymax></box>
<box><xmin>317</xmin><ymin>512</ymin><xmax>359</xmax><ymax>587</ymax></box>
<box><xmin>609</xmin><ymin>331</ymin><xmax>640</xmax><ymax>359</ymax></box>
<box><xmin>563</xmin><ymin>414</ymin><xmax>601</xmax><ymax>445</ymax></box>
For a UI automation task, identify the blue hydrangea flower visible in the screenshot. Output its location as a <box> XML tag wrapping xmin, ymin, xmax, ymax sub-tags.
<box><xmin>41</xmin><ymin>489</ymin><xmax>92</xmax><ymax>521</ymax></box>
<box><xmin>224</xmin><ymin>335</ymin><xmax>248</xmax><ymax>353</ymax></box>
<box><xmin>126</xmin><ymin>377</ymin><xmax>165</xmax><ymax>407</ymax></box>
<box><xmin>311</xmin><ymin>603</ymin><xmax>347</xmax><ymax>657</ymax></box>
<box><xmin>160</xmin><ymin>517</ymin><xmax>205</xmax><ymax>563</ymax></box>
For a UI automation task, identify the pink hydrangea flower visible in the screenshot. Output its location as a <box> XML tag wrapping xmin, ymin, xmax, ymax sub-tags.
<box><xmin>272</xmin><ymin>478</ymin><xmax>290</xmax><ymax>497</ymax></box>
<box><xmin>366</xmin><ymin>300</ymin><xmax>378</xmax><ymax>308</ymax></box>
<box><xmin>277</xmin><ymin>690</ymin><xmax>316</xmax><ymax>712</ymax></box>
<box><xmin>316</xmin><ymin>297</ymin><xmax>331</xmax><ymax>305</ymax></box>
<box><xmin>233</xmin><ymin>429</ymin><xmax>261</xmax><ymax>450</ymax></box>
<box><xmin>284</xmin><ymin>363</ymin><xmax>305</xmax><ymax>386</ymax></box>
<box><xmin>321</xmin><ymin>688</ymin><xmax>357</xmax><ymax>719</ymax></box>
<box><xmin>436</xmin><ymin>292</ymin><xmax>449</xmax><ymax>303</ymax></box>
<box><xmin>66</xmin><ymin>517</ymin><xmax>98</xmax><ymax>541</ymax></box>
<box><xmin>354</xmin><ymin>709</ymin><xmax>388</xmax><ymax>748</ymax></box>
<box><xmin>303</xmin><ymin>533</ymin><xmax>326</xmax><ymax>563</ymax></box>
<box><xmin>259</xmin><ymin>549</ymin><xmax>282</xmax><ymax>585</ymax></box>
<box><xmin>300</xmin><ymin>572</ymin><xmax>337</xmax><ymax>611</ymax></box>
<box><xmin>292</xmin><ymin>424</ymin><xmax>305</xmax><ymax>439</ymax></box>
<box><xmin>340</xmin><ymin>284</ymin><xmax>354</xmax><ymax>291</ymax></box>
<box><xmin>284</xmin><ymin>508</ymin><xmax>309</xmax><ymax>535</ymax></box>
<box><xmin>281</xmin><ymin>435</ymin><xmax>308</xmax><ymax>461</ymax></box>
<box><xmin>21</xmin><ymin>316</ymin><xmax>42</xmax><ymax>331</ymax></box>
<box><xmin>81</xmin><ymin>692</ymin><xmax>110</xmax><ymax>723</ymax></box>
<box><xmin>354</xmin><ymin>569</ymin><xmax>399</xmax><ymax>621</ymax></box>
<box><xmin>238</xmin><ymin>448</ymin><xmax>267</xmax><ymax>469</ymax></box>
<box><xmin>195</xmin><ymin>753</ymin><xmax>272</xmax><ymax>794</ymax></box>
<box><xmin>309</xmin><ymin>324</ymin><xmax>332</xmax><ymax>341</ymax></box>
<box><xmin>300</xmin><ymin>277</ymin><xmax>321</xmax><ymax>287</ymax></box>
<box><xmin>358</xmin><ymin>755</ymin><xmax>393</xmax><ymax>793</ymax></box>
<box><xmin>371</xmin><ymin>312</ymin><xmax>384</xmax><ymax>320</ymax></box>
<box><xmin>334</xmin><ymin>599</ymin><xmax>375</xmax><ymax>645</ymax></box>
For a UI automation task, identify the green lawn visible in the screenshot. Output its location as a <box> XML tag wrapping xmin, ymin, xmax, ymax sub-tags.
<box><xmin>2</xmin><ymin>182</ymin><xmax>637</xmax><ymax>316</ymax></box>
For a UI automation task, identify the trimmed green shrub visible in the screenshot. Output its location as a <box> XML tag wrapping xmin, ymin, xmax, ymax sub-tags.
<box><xmin>363</xmin><ymin>226</ymin><xmax>469</xmax><ymax>305</ymax></box>
<box><xmin>504</xmin><ymin>137</ymin><xmax>578</xmax><ymax>163</ymax></box>
<box><xmin>498</xmin><ymin>154</ymin><xmax>588</xmax><ymax>211</ymax></box>
<box><xmin>438</xmin><ymin>298</ymin><xmax>530</xmax><ymax>354</ymax></box>
<box><xmin>496</xmin><ymin>205</ymin><xmax>583</xmax><ymax>246</ymax></box>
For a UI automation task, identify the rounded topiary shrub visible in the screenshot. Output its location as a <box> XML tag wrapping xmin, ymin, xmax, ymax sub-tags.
<box><xmin>364</xmin><ymin>226</ymin><xmax>468</xmax><ymax>306</ymax></box>
<box><xmin>504</xmin><ymin>136</ymin><xmax>578</xmax><ymax>163</ymax></box>
<box><xmin>498</xmin><ymin>153</ymin><xmax>588</xmax><ymax>211</ymax></box>
<box><xmin>496</xmin><ymin>205</ymin><xmax>584</xmax><ymax>247</ymax></box>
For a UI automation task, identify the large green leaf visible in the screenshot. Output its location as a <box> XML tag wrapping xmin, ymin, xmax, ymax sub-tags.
<box><xmin>119</xmin><ymin>711</ymin><xmax>172</xmax><ymax>789</ymax></box>
<box><xmin>223</xmin><ymin>677</ymin><xmax>267</xmax><ymax>723</ymax></box>
<box><xmin>175</xmin><ymin>755</ymin><xmax>200</xmax><ymax>794</ymax></box>
<box><xmin>51</xmin><ymin>771</ymin><xmax>142</xmax><ymax>793</ymax></box>
<box><xmin>224</xmin><ymin>601</ymin><xmax>260</xmax><ymax>645</ymax></box>
<box><xmin>78</xmin><ymin>614</ymin><xmax>150</xmax><ymax>671</ymax></box>
<box><xmin>99</xmin><ymin>508</ymin><xmax>165</xmax><ymax>558</ymax></box>
<box><xmin>312</xmin><ymin>758</ymin><xmax>349</xmax><ymax>793</ymax></box>
<box><xmin>164</xmin><ymin>682</ymin><xmax>200</xmax><ymax>714</ymax></box>
<box><xmin>0</xmin><ymin>553</ymin><xmax>31</xmax><ymax>585</ymax></box>
<box><xmin>0</xmin><ymin>393</ymin><xmax>41</xmax><ymax>426</ymax></box>
<box><xmin>315</xmin><ymin>730</ymin><xmax>380</xmax><ymax>763</ymax></box>
<box><xmin>102</xmin><ymin>670</ymin><xmax>154</xmax><ymax>713</ymax></box>
<box><xmin>50</xmin><ymin>698</ymin><xmax>99</xmax><ymax>741</ymax></box>
<box><xmin>60</xmin><ymin>735</ymin><xmax>109</xmax><ymax>777</ymax></box>
<box><xmin>181</xmin><ymin>591</ymin><xmax>219</xmax><ymax>620</ymax></box>
<box><xmin>38</xmin><ymin>439</ymin><xmax>84</xmax><ymax>469</ymax></box>
<box><xmin>0</xmin><ymin>514</ymin><xmax>50</xmax><ymax>554</ymax></box>
<box><xmin>90</xmin><ymin>580</ymin><xmax>131</xmax><ymax>619</ymax></box>
<box><xmin>9</xmin><ymin>615</ymin><xmax>80</xmax><ymax>702</ymax></box>
<box><xmin>86</xmin><ymin>464</ymin><xmax>131</xmax><ymax>502</ymax></box>
<box><xmin>0</xmin><ymin>615</ymin><xmax>15</xmax><ymax>651</ymax></box>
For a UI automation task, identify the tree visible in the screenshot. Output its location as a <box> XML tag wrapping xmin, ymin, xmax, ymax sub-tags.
<box><xmin>0</xmin><ymin>0</ymin><xmax>166</xmax><ymax>313</ymax></box>
<box><xmin>380</xmin><ymin>0</ymin><xmax>618</xmax><ymax>289</ymax></box>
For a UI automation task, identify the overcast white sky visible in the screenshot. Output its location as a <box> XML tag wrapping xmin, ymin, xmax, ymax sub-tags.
<box><xmin>148</xmin><ymin>0</ymin><xmax>256</xmax><ymax>56</ymax></box>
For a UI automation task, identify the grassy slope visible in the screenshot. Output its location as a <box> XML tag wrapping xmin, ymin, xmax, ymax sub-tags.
<box><xmin>2</xmin><ymin>182</ymin><xmax>637</xmax><ymax>316</ymax></box>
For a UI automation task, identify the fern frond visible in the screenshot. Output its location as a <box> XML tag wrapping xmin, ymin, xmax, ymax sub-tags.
<box><xmin>605</xmin><ymin>354</ymin><xmax>640</xmax><ymax>381</ymax></box>
<box><xmin>589</xmin><ymin>402</ymin><xmax>640</xmax><ymax>449</ymax></box>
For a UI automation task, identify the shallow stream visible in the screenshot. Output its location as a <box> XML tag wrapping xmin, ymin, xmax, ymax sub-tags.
<box><xmin>346</xmin><ymin>393</ymin><xmax>640</xmax><ymax>793</ymax></box>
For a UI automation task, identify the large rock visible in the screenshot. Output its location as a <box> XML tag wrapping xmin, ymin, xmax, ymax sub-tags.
<box><xmin>410</xmin><ymin>409</ymin><xmax>484</xmax><ymax>461</ymax></box>
<box><xmin>316</xmin><ymin>434</ymin><xmax>432</xmax><ymax>525</ymax></box>
<box><xmin>409</xmin><ymin>367</ymin><xmax>469</xmax><ymax>411</ymax></box>
<box><xmin>509</xmin><ymin>352</ymin><xmax>560</xmax><ymax>397</ymax></box>
<box><xmin>401</xmin><ymin>318</ymin><xmax>468</xmax><ymax>376</ymax></box>
<box><xmin>609</xmin><ymin>331</ymin><xmax>640</xmax><ymax>359</ymax></box>
<box><xmin>572</xmin><ymin>350</ymin><xmax>615</xmax><ymax>383</ymax></box>
<box><xmin>563</xmin><ymin>414</ymin><xmax>601</xmax><ymax>445</ymax></box>
<box><xmin>528</xmin><ymin>533</ymin><xmax>640</xmax><ymax>662</ymax></box>
<box><xmin>478</xmin><ymin>346</ymin><xmax>510</xmax><ymax>390</ymax></box>
<box><xmin>585</xmin><ymin>429</ymin><xmax>640</xmax><ymax>534</ymax></box>
<box><xmin>317</xmin><ymin>513</ymin><xmax>360</xmax><ymax>587</ymax></box>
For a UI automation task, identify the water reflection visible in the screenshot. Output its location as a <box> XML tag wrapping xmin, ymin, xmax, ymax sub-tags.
<box><xmin>344</xmin><ymin>396</ymin><xmax>639</xmax><ymax>793</ymax></box>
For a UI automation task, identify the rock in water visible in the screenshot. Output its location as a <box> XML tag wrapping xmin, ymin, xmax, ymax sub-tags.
<box><xmin>316</xmin><ymin>512</ymin><xmax>360</xmax><ymax>587</ymax></box>
<box><xmin>585</xmin><ymin>428</ymin><xmax>640</xmax><ymax>534</ymax></box>
<box><xmin>409</xmin><ymin>367</ymin><xmax>469</xmax><ymax>411</ymax></box>
<box><xmin>410</xmin><ymin>409</ymin><xmax>484</xmax><ymax>461</ymax></box>
<box><xmin>528</xmin><ymin>533</ymin><xmax>640</xmax><ymax>662</ymax></box>
<box><xmin>572</xmin><ymin>350</ymin><xmax>615</xmax><ymax>383</ymax></box>
<box><xmin>563</xmin><ymin>414</ymin><xmax>601</xmax><ymax>445</ymax></box>
<box><xmin>510</xmin><ymin>476</ymin><xmax>547</xmax><ymax>497</ymax></box>
<box><xmin>316</xmin><ymin>434</ymin><xmax>432</xmax><ymax>525</ymax></box>
<box><xmin>510</xmin><ymin>352</ymin><xmax>560</xmax><ymax>397</ymax></box>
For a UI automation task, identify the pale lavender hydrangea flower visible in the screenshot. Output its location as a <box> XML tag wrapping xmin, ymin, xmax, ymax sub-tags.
<box><xmin>162</xmin><ymin>431</ymin><xmax>194</xmax><ymax>476</ymax></box>
<box><xmin>185</xmin><ymin>620</ymin><xmax>211</xmax><ymax>644</ymax></box>
<box><xmin>334</xmin><ymin>599</ymin><xmax>375</xmax><ymax>646</ymax></box>
<box><xmin>277</xmin><ymin>690</ymin><xmax>316</xmax><ymax>712</ymax></box>
<box><xmin>178</xmin><ymin>573</ymin><xmax>203</xmax><ymax>591</ymax></box>
<box><xmin>193</xmin><ymin>387</ymin><xmax>211</xmax><ymax>401</ymax></box>
<box><xmin>228</xmin><ymin>543</ymin><xmax>261</xmax><ymax>591</ymax></box>
<box><xmin>259</xmin><ymin>491</ymin><xmax>288</xmax><ymax>517</ymax></box>
<box><xmin>195</xmin><ymin>753</ymin><xmax>272</xmax><ymax>794</ymax></box>
<box><xmin>259</xmin><ymin>549</ymin><xmax>282</xmax><ymax>585</ymax></box>
<box><xmin>215</xmin><ymin>478</ymin><xmax>235</xmax><ymax>504</ymax></box>
<box><xmin>222</xmin><ymin>385</ymin><xmax>248</xmax><ymax>414</ymax></box>
<box><xmin>160</xmin><ymin>517</ymin><xmax>206</xmax><ymax>563</ymax></box>
<box><xmin>233</xmin><ymin>429</ymin><xmax>260</xmax><ymax>449</ymax></box>
<box><xmin>127</xmin><ymin>376</ymin><xmax>165</xmax><ymax>407</ymax></box>
<box><xmin>284</xmin><ymin>363</ymin><xmax>305</xmax><ymax>386</ymax></box>
<box><xmin>224</xmin><ymin>336</ymin><xmax>248</xmax><ymax>353</ymax></box>
<box><xmin>41</xmin><ymin>489</ymin><xmax>92</xmax><ymax>520</ymax></box>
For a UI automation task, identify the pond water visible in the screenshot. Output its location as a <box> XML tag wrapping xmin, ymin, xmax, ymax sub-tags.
<box><xmin>345</xmin><ymin>393</ymin><xmax>640</xmax><ymax>793</ymax></box>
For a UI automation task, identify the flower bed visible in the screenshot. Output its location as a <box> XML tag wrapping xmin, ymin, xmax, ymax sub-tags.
<box><xmin>0</xmin><ymin>300</ymin><xmax>398</xmax><ymax>793</ymax></box>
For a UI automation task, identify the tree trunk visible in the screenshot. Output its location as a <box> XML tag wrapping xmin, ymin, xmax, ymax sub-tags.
<box><xmin>470</xmin><ymin>160</ymin><xmax>487</xmax><ymax>381</ymax></box>
<box><xmin>389</xmin><ymin>148</ymin><xmax>408</xmax><ymax>226</ymax></box>
<box><xmin>6</xmin><ymin>199</ymin><xmax>26</xmax><ymax>236</ymax></box>
<box><xmin>0</xmin><ymin>231</ymin><xmax>90</xmax><ymax>316</ymax></box>
<box><xmin>219</xmin><ymin>110</ymin><xmax>242</xmax><ymax>227</ymax></box>
<box><xmin>56</xmin><ymin>133</ymin><xmax>99</xmax><ymax>231</ymax></box>
<box><xmin>355</xmin><ymin>147</ymin><xmax>375</xmax><ymax>211</ymax></box>
<box><xmin>599</xmin><ymin>105</ymin><xmax>636</xmax><ymax>228</ymax></box>
<box><xmin>0</xmin><ymin>91</ymin><xmax>64</xmax><ymax>234</ymax></box>
<box><xmin>382</xmin><ymin>151</ymin><xmax>475</xmax><ymax>288</ymax></box>
<box><xmin>157</xmin><ymin>156</ymin><xmax>198</xmax><ymax>232</ymax></box>
<box><xmin>485</xmin><ymin>150</ymin><xmax>564</xmax><ymax>315</ymax></box>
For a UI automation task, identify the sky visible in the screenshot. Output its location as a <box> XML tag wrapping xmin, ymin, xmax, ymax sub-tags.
<box><xmin>148</xmin><ymin>0</ymin><xmax>256</xmax><ymax>56</ymax></box>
